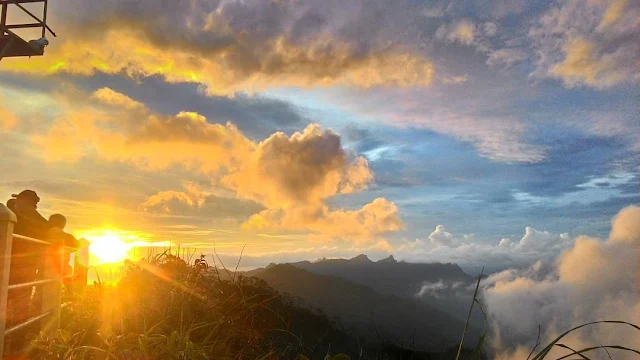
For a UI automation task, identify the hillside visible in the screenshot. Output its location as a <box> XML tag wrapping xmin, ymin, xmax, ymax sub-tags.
<box><xmin>246</xmin><ymin>255</ymin><xmax>484</xmax><ymax>326</ymax></box>
<box><xmin>247</xmin><ymin>263</ymin><xmax>481</xmax><ymax>351</ymax></box>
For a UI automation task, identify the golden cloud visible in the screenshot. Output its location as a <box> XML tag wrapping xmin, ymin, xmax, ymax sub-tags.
<box><xmin>550</xmin><ymin>37</ymin><xmax>626</xmax><ymax>88</ymax></box>
<box><xmin>141</xmin><ymin>181</ymin><xmax>207</xmax><ymax>214</ymax></box>
<box><xmin>222</xmin><ymin>124</ymin><xmax>373</xmax><ymax>208</ymax></box>
<box><xmin>597</xmin><ymin>0</ymin><xmax>628</xmax><ymax>30</ymax></box>
<box><xmin>532</xmin><ymin>0</ymin><xmax>639</xmax><ymax>89</ymax></box>
<box><xmin>33</xmin><ymin>88</ymin><xmax>401</xmax><ymax>242</ymax></box>
<box><xmin>4</xmin><ymin>28</ymin><xmax>434</xmax><ymax>95</ymax></box>
<box><xmin>33</xmin><ymin>88</ymin><xmax>251</xmax><ymax>172</ymax></box>
<box><xmin>243</xmin><ymin>198</ymin><xmax>403</xmax><ymax>244</ymax></box>
<box><xmin>0</xmin><ymin>103</ymin><xmax>18</xmax><ymax>131</ymax></box>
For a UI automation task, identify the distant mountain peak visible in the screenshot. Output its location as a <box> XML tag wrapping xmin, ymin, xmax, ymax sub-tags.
<box><xmin>349</xmin><ymin>254</ymin><xmax>372</xmax><ymax>263</ymax></box>
<box><xmin>377</xmin><ymin>255</ymin><xmax>397</xmax><ymax>263</ymax></box>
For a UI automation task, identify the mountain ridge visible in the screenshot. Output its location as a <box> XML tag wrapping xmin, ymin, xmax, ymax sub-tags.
<box><xmin>247</xmin><ymin>263</ymin><xmax>481</xmax><ymax>350</ymax></box>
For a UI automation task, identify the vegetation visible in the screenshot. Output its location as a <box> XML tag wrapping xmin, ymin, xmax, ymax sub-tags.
<box><xmin>25</xmin><ymin>252</ymin><xmax>639</xmax><ymax>360</ymax></box>
<box><xmin>30</xmin><ymin>253</ymin><xmax>358</xmax><ymax>359</ymax></box>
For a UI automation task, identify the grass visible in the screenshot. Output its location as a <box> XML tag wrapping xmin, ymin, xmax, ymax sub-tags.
<box><xmin>22</xmin><ymin>252</ymin><xmax>640</xmax><ymax>360</ymax></box>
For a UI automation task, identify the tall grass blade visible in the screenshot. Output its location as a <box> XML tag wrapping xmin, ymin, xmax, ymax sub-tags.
<box><xmin>531</xmin><ymin>321</ymin><xmax>640</xmax><ymax>360</ymax></box>
<box><xmin>455</xmin><ymin>267</ymin><xmax>484</xmax><ymax>360</ymax></box>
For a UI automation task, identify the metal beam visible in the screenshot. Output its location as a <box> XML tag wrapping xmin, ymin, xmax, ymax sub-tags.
<box><xmin>41</xmin><ymin>0</ymin><xmax>46</xmax><ymax>38</ymax></box>
<box><xmin>4</xmin><ymin>22</ymin><xmax>42</xmax><ymax>29</ymax></box>
<box><xmin>0</xmin><ymin>0</ymin><xmax>45</xmax><ymax>4</ymax></box>
<box><xmin>1</xmin><ymin>0</ymin><xmax>55</xmax><ymax>37</ymax></box>
<box><xmin>0</xmin><ymin>3</ymin><xmax>7</xmax><ymax>33</ymax></box>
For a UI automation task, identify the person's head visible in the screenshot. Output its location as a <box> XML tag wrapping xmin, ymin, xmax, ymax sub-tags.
<box><xmin>6</xmin><ymin>198</ymin><xmax>16</xmax><ymax>211</ymax></box>
<box><xmin>49</xmin><ymin>213</ymin><xmax>67</xmax><ymax>230</ymax></box>
<box><xmin>12</xmin><ymin>190</ymin><xmax>40</xmax><ymax>210</ymax></box>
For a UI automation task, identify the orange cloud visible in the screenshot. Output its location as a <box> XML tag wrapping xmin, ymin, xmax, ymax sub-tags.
<box><xmin>0</xmin><ymin>103</ymin><xmax>18</xmax><ymax>131</ymax></box>
<box><xmin>598</xmin><ymin>0</ymin><xmax>628</xmax><ymax>30</ymax></box>
<box><xmin>141</xmin><ymin>182</ymin><xmax>207</xmax><ymax>213</ymax></box>
<box><xmin>243</xmin><ymin>198</ymin><xmax>403</xmax><ymax>244</ymax></box>
<box><xmin>4</xmin><ymin>28</ymin><xmax>434</xmax><ymax>95</ymax></box>
<box><xmin>550</xmin><ymin>37</ymin><xmax>627</xmax><ymax>88</ymax></box>
<box><xmin>222</xmin><ymin>124</ymin><xmax>373</xmax><ymax>208</ymax></box>
<box><xmin>532</xmin><ymin>0</ymin><xmax>639</xmax><ymax>89</ymax></box>
<box><xmin>33</xmin><ymin>88</ymin><xmax>251</xmax><ymax>172</ymax></box>
<box><xmin>32</xmin><ymin>88</ymin><xmax>401</xmax><ymax>242</ymax></box>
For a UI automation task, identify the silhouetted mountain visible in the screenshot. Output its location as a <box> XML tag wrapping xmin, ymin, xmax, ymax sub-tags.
<box><xmin>248</xmin><ymin>264</ymin><xmax>481</xmax><ymax>351</ymax></box>
<box><xmin>291</xmin><ymin>254</ymin><xmax>471</xmax><ymax>295</ymax></box>
<box><xmin>246</xmin><ymin>255</ymin><xmax>484</xmax><ymax>327</ymax></box>
<box><xmin>377</xmin><ymin>255</ymin><xmax>398</xmax><ymax>264</ymax></box>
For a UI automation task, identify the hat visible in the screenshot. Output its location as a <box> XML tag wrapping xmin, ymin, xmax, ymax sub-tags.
<box><xmin>11</xmin><ymin>190</ymin><xmax>40</xmax><ymax>202</ymax></box>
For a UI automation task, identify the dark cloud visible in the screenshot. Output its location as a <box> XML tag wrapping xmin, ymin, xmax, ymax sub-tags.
<box><xmin>1</xmin><ymin>72</ymin><xmax>309</xmax><ymax>140</ymax></box>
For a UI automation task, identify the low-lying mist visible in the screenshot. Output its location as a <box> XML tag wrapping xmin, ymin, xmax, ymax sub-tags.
<box><xmin>482</xmin><ymin>205</ymin><xmax>639</xmax><ymax>359</ymax></box>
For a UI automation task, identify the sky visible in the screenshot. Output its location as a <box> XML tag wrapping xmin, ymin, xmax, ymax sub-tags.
<box><xmin>1</xmin><ymin>0</ymin><xmax>639</xmax><ymax>274</ymax></box>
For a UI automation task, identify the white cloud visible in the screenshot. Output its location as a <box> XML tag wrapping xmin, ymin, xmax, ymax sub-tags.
<box><xmin>484</xmin><ymin>205</ymin><xmax>640</xmax><ymax>359</ymax></box>
<box><xmin>441</xmin><ymin>74</ymin><xmax>469</xmax><ymax>84</ymax></box>
<box><xmin>487</xmin><ymin>48</ymin><xmax>527</xmax><ymax>69</ymax></box>
<box><xmin>428</xmin><ymin>225</ymin><xmax>458</xmax><ymax>247</ymax></box>
<box><xmin>483</xmin><ymin>22</ymin><xmax>498</xmax><ymax>37</ymax></box>
<box><xmin>396</xmin><ymin>224</ymin><xmax>572</xmax><ymax>273</ymax></box>
<box><xmin>436</xmin><ymin>19</ymin><xmax>477</xmax><ymax>46</ymax></box>
<box><xmin>395</xmin><ymin>112</ymin><xmax>546</xmax><ymax>164</ymax></box>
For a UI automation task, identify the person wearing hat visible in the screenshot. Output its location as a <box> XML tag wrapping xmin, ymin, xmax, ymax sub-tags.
<box><xmin>11</xmin><ymin>190</ymin><xmax>51</xmax><ymax>238</ymax></box>
<box><xmin>7</xmin><ymin>190</ymin><xmax>53</xmax><ymax>353</ymax></box>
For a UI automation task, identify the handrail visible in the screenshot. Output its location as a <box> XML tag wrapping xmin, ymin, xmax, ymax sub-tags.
<box><xmin>4</xmin><ymin>302</ymin><xmax>69</xmax><ymax>336</ymax></box>
<box><xmin>8</xmin><ymin>273</ymin><xmax>80</xmax><ymax>291</ymax></box>
<box><xmin>1</xmin><ymin>204</ymin><xmax>88</xmax><ymax>357</ymax></box>
<box><xmin>12</xmin><ymin>233</ymin><xmax>51</xmax><ymax>246</ymax></box>
<box><xmin>12</xmin><ymin>234</ymin><xmax>78</xmax><ymax>250</ymax></box>
<box><xmin>7</xmin><ymin>278</ymin><xmax>57</xmax><ymax>290</ymax></box>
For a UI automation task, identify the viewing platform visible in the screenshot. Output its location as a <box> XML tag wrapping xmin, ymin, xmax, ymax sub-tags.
<box><xmin>0</xmin><ymin>204</ymin><xmax>88</xmax><ymax>357</ymax></box>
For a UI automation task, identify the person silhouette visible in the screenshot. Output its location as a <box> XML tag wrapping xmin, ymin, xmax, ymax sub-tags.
<box><xmin>48</xmin><ymin>213</ymin><xmax>79</xmax><ymax>283</ymax></box>
<box><xmin>6</xmin><ymin>198</ymin><xmax>16</xmax><ymax>212</ymax></box>
<box><xmin>7</xmin><ymin>190</ymin><xmax>52</xmax><ymax>353</ymax></box>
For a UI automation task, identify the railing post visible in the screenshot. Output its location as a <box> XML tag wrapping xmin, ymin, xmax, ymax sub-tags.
<box><xmin>75</xmin><ymin>238</ymin><xmax>89</xmax><ymax>290</ymax></box>
<box><xmin>0</xmin><ymin>204</ymin><xmax>17</xmax><ymax>357</ymax></box>
<box><xmin>40</xmin><ymin>234</ymin><xmax>62</xmax><ymax>335</ymax></box>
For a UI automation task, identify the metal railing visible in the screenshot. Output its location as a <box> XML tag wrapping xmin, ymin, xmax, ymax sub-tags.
<box><xmin>0</xmin><ymin>204</ymin><xmax>88</xmax><ymax>356</ymax></box>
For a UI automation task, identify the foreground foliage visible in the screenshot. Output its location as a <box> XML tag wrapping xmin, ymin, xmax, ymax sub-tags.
<box><xmin>31</xmin><ymin>253</ymin><xmax>358</xmax><ymax>359</ymax></box>
<box><xmin>27</xmin><ymin>253</ymin><xmax>639</xmax><ymax>360</ymax></box>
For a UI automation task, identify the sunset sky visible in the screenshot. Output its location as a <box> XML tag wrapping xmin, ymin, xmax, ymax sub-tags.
<box><xmin>1</xmin><ymin>0</ymin><xmax>638</xmax><ymax>272</ymax></box>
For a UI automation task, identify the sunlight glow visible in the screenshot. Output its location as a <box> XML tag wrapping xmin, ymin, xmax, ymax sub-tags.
<box><xmin>79</xmin><ymin>228</ymin><xmax>159</xmax><ymax>265</ymax></box>
<box><xmin>81</xmin><ymin>229</ymin><xmax>132</xmax><ymax>265</ymax></box>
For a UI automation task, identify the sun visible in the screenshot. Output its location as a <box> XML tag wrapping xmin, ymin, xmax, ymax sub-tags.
<box><xmin>81</xmin><ymin>229</ymin><xmax>133</xmax><ymax>265</ymax></box>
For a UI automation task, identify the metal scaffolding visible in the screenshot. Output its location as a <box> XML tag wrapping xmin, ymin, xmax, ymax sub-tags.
<box><xmin>0</xmin><ymin>0</ymin><xmax>56</xmax><ymax>60</ymax></box>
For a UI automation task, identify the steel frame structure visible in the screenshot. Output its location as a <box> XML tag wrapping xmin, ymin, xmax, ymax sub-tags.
<box><xmin>0</xmin><ymin>0</ymin><xmax>55</xmax><ymax>60</ymax></box>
